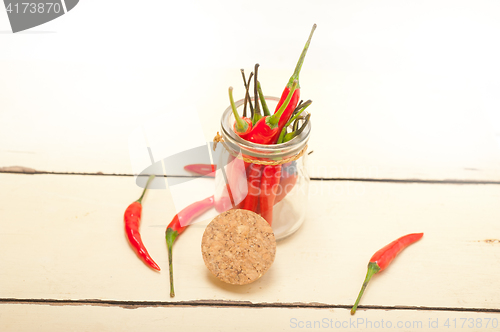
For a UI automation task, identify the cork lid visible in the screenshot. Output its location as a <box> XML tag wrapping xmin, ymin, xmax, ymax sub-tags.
<box><xmin>201</xmin><ymin>209</ymin><xmax>276</xmax><ymax>285</ymax></box>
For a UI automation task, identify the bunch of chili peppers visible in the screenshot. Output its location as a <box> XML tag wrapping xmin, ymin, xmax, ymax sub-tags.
<box><xmin>123</xmin><ymin>26</ymin><xmax>427</xmax><ymax>308</ymax></box>
<box><xmin>228</xmin><ymin>24</ymin><xmax>316</xmax><ymax>225</ymax></box>
<box><xmin>123</xmin><ymin>24</ymin><xmax>317</xmax><ymax>297</ymax></box>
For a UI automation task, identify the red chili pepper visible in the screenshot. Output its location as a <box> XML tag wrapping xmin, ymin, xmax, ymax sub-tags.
<box><xmin>241</xmin><ymin>79</ymin><xmax>298</xmax><ymax>220</ymax></box>
<box><xmin>260</xmin><ymin>165</ymin><xmax>282</xmax><ymax>225</ymax></box>
<box><xmin>166</xmin><ymin>196</ymin><xmax>215</xmax><ymax>297</ymax></box>
<box><xmin>351</xmin><ymin>233</ymin><xmax>424</xmax><ymax>315</ymax></box>
<box><xmin>270</xmin><ymin>24</ymin><xmax>316</xmax><ymax>144</ymax></box>
<box><xmin>229</xmin><ymin>86</ymin><xmax>252</xmax><ymax>138</ymax></box>
<box><xmin>274</xmin><ymin>161</ymin><xmax>298</xmax><ymax>205</ymax></box>
<box><xmin>234</xmin><ymin>25</ymin><xmax>316</xmax><ymax>221</ymax></box>
<box><xmin>245</xmin><ymin>80</ymin><xmax>298</xmax><ymax>144</ymax></box>
<box><xmin>274</xmin><ymin>173</ymin><xmax>297</xmax><ymax>205</ymax></box>
<box><xmin>238</xmin><ymin>163</ymin><xmax>263</xmax><ymax>212</ymax></box>
<box><xmin>124</xmin><ymin>175</ymin><xmax>160</xmax><ymax>271</ymax></box>
<box><xmin>237</xmin><ymin>75</ymin><xmax>297</xmax><ymax>215</ymax></box>
<box><xmin>184</xmin><ymin>164</ymin><xmax>216</xmax><ymax>177</ymax></box>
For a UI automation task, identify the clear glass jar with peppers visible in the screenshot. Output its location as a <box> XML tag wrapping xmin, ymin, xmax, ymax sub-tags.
<box><xmin>214</xmin><ymin>24</ymin><xmax>316</xmax><ymax>239</ymax></box>
<box><xmin>217</xmin><ymin>95</ymin><xmax>311</xmax><ymax>240</ymax></box>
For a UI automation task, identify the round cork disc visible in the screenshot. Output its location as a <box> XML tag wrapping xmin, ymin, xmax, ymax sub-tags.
<box><xmin>201</xmin><ymin>209</ymin><xmax>276</xmax><ymax>285</ymax></box>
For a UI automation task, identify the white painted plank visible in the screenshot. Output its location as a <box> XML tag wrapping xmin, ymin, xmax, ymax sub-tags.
<box><xmin>1</xmin><ymin>173</ymin><xmax>500</xmax><ymax>310</ymax></box>
<box><xmin>2</xmin><ymin>1</ymin><xmax>500</xmax><ymax>181</ymax></box>
<box><xmin>1</xmin><ymin>303</ymin><xmax>500</xmax><ymax>332</ymax></box>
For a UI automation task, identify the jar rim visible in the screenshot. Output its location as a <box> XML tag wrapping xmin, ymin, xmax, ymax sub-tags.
<box><xmin>220</xmin><ymin>96</ymin><xmax>311</xmax><ymax>159</ymax></box>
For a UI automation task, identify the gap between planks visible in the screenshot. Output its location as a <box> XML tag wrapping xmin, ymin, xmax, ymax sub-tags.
<box><xmin>1</xmin><ymin>298</ymin><xmax>500</xmax><ymax>313</ymax></box>
<box><xmin>2</xmin><ymin>170</ymin><xmax>499</xmax><ymax>313</ymax></box>
<box><xmin>1</xmin><ymin>167</ymin><xmax>500</xmax><ymax>185</ymax></box>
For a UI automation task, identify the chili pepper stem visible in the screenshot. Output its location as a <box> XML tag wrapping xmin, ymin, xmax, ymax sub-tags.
<box><xmin>252</xmin><ymin>64</ymin><xmax>262</xmax><ymax>125</ymax></box>
<box><xmin>257</xmin><ymin>81</ymin><xmax>271</xmax><ymax>116</ymax></box>
<box><xmin>166</xmin><ymin>228</ymin><xmax>179</xmax><ymax>298</ymax></box>
<box><xmin>351</xmin><ymin>262</ymin><xmax>381</xmax><ymax>315</ymax></box>
<box><xmin>229</xmin><ymin>87</ymin><xmax>248</xmax><ymax>133</ymax></box>
<box><xmin>267</xmin><ymin>80</ymin><xmax>298</xmax><ymax>128</ymax></box>
<box><xmin>283</xmin><ymin>113</ymin><xmax>311</xmax><ymax>143</ymax></box>
<box><xmin>241</xmin><ymin>70</ymin><xmax>254</xmax><ymax>119</ymax></box>
<box><xmin>136</xmin><ymin>175</ymin><xmax>155</xmax><ymax>204</ymax></box>
<box><xmin>288</xmin><ymin>24</ymin><xmax>317</xmax><ymax>88</ymax></box>
<box><xmin>292</xmin><ymin>117</ymin><xmax>301</xmax><ymax>132</ymax></box>
<box><xmin>240</xmin><ymin>69</ymin><xmax>248</xmax><ymax>118</ymax></box>
<box><xmin>277</xmin><ymin>100</ymin><xmax>312</xmax><ymax>144</ymax></box>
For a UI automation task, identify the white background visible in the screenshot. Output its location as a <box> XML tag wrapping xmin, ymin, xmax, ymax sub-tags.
<box><xmin>2</xmin><ymin>3</ymin><xmax>500</xmax><ymax>331</ymax></box>
<box><xmin>1</xmin><ymin>0</ymin><xmax>500</xmax><ymax>180</ymax></box>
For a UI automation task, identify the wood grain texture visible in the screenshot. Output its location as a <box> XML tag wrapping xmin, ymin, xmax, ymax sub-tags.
<box><xmin>1</xmin><ymin>65</ymin><xmax>499</xmax><ymax>182</ymax></box>
<box><xmin>1</xmin><ymin>173</ymin><xmax>499</xmax><ymax>310</ymax></box>
<box><xmin>1</xmin><ymin>303</ymin><xmax>499</xmax><ymax>332</ymax></box>
<box><xmin>3</xmin><ymin>2</ymin><xmax>500</xmax><ymax>330</ymax></box>
<box><xmin>2</xmin><ymin>2</ymin><xmax>500</xmax><ymax>181</ymax></box>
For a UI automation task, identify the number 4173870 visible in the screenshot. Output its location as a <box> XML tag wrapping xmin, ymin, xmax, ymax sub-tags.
<box><xmin>6</xmin><ymin>3</ymin><xmax>61</xmax><ymax>14</ymax></box>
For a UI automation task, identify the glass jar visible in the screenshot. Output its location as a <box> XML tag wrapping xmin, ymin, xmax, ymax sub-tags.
<box><xmin>214</xmin><ymin>96</ymin><xmax>310</xmax><ymax>240</ymax></box>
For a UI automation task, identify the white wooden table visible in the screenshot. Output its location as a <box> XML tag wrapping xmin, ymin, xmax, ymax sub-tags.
<box><xmin>2</xmin><ymin>1</ymin><xmax>500</xmax><ymax>331</ymax></box>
